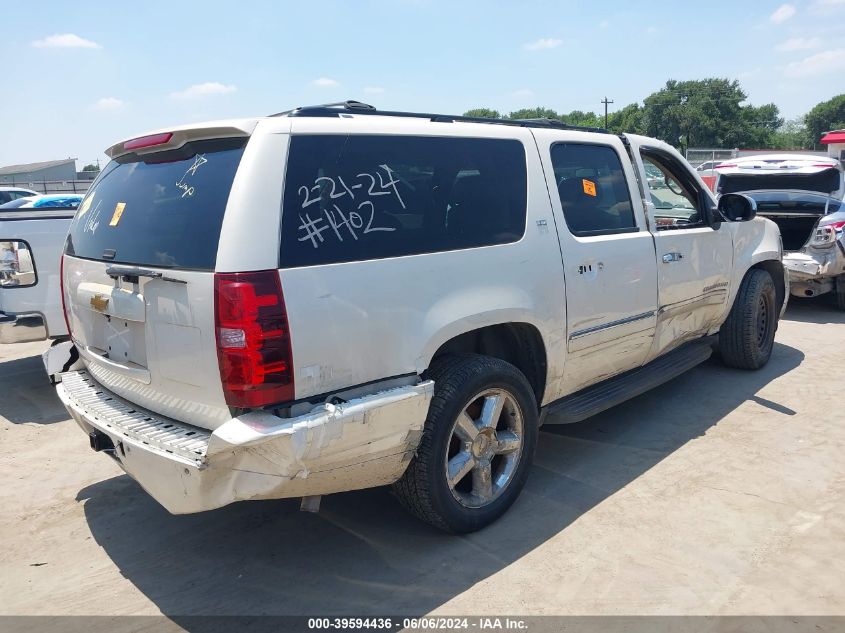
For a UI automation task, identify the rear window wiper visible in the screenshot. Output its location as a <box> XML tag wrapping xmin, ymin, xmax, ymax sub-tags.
<box><xmin>105</xmin><ymin>265</ymin><xmax>187</xmax><ymax>284</ymax></box>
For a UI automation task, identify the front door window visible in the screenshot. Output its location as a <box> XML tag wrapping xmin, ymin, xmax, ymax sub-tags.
<box><xmin>641</xmin><ymin>154</ymin><xmax>703</xmax><ymax>228</ymax></box>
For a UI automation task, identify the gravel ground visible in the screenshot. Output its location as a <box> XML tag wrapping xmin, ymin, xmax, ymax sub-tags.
<box><xmin>1</xmin><ymin>297</ymin><xmax>843</xmax><ymax>619</ymax></box>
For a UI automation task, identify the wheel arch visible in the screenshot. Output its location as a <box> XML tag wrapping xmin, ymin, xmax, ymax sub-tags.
<box><xmin>718</xmin><ymin>256</ymin><xmax>786</xmax><ymax>332</ymax></box>
<box><xmin>750</xmin><ymin>258</ymin><xmax>787</xmax><ymax>318</ymax></box>
<box><xmin>424</xmin><ymin>322</ymin><xmax>548</xmax><ymax>407</ymax></box>
<box><xmin>725</xmin><ymin>216</ymin><xmax>786</xmax><ymax>318</ymax></box>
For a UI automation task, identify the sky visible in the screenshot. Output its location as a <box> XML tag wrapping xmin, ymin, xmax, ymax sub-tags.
<box><xmin>2</xmin><ymin>0</ymin><xmax>845</xmax><ymax>168</ymax></box>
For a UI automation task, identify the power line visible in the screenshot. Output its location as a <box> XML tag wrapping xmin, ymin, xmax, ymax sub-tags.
<box><xmin>601</xmin><ymin>97</ymin><xmax>614</xmax><ymax>129</ymax></box>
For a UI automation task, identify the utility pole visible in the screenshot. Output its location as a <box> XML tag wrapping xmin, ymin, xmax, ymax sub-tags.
<box><xmin>601</xmin><ymin>96</ymin><xmax>614</xmax><ymax>129</ymax></box>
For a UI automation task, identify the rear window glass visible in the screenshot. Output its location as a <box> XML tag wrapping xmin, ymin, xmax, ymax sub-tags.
<box><xmin>65</xmin><ymin>138</ymin><xmax>246</xmax><ymax>270</ymax></box>
<box><xmin>280</xmin><ymin>134</ymin><xmax>527</xmax><ymax>267</ymax></box>
<box><xmin>717</xmin><ymin>168</ymin><xmax>842</xmax><ymax>195</ymax></box>
<box><xmin>745</xmin><ymin>191</ymin><xmax>843</xmax><ymax>214</ymax></box>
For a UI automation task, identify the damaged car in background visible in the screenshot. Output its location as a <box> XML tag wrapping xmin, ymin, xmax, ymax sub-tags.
<box><xmin>742</xmin><ymin>191</ymin><xmax>843</xmax><ymax>308</ymax></box>
<box><xmin>715</xmin><ymin>155</ymin><xmax>845</xmax><ymax>309</ymax></box>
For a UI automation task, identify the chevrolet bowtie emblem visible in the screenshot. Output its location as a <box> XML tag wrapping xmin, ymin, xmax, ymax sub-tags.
<box><xmin>90</xmin><ymin>294</ymin><xmax>109</xmax><ymax>312</ymax></box>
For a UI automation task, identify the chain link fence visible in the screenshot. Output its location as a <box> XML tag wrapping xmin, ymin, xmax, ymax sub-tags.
<box><xmin>2</xmin><ymin>179</ymin><xmax>93</xmax><ymax>194</ymax></box>
<box><xmin>685</xmin><ymin>148</ymin><xmax>737</xmax><ymax>168</ymax></box>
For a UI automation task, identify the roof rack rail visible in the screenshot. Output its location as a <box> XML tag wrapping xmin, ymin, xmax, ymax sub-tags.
<box><xmin>269</xmin><ymin>100</ymin><xmax>376</xmax><ymax>117</ymax></box>
<box><xmin>512</xmin><ymin>117</ymin><xmax>608</xmax><ymax>134</ymax></box>
<box><xmin>268</xmin><ymin>100</ymin><xmax>610</xmax><ymax>134</ymax></box>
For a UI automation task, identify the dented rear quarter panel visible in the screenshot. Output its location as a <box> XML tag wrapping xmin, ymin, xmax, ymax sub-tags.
<box><xmin>272</xmin><ymin>117</ymin><xmax>569</xmax><ymax>407</ymax></box>
<box><xmin>782</xmin><ymin>210</ymin><xmax>845</xmax><ymax>283</ymax></box>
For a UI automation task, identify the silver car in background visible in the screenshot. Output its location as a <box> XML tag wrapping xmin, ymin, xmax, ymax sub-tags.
<box><xmin>740</xmin><ymin>191</ymin><xmax>844</xmax><ymax>308</ymax></box>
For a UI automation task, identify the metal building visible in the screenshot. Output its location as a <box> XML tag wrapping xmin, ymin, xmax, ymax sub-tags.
<box><xmin>821</xmin><ymin>129</ymin><xmax>845</xmax><ymax>162</ymax></box>
<box><xmin>0</xmin><ymin>159</ymin><xmax>77</xmax><ymax>186</ymax></box>
<box><xmin>0</xmin><ymin>159</ymin><xmax>91</xmax><ymax>193</ymax></box>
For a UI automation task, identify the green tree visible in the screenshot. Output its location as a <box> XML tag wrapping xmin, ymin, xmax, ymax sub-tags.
<box><xmin>740</xmin><ymin>103</ymin><xmax>783</xmax><ymax>147</ymax></box>
<box><xmin>559</xmin><ymin>110</ymin><xmax>603</xmax><ymax>128</ymax></box>
<box><xmin>463</xmin><ymin>106</ymin><xmax>604</xmax><ymax>127</ymax></box>
<box><xmin>462</xmin><ymin>108</ymin><xmax>501</xmax><ymax>119</ymax></box>
<box><xmin>640</xmin><ymin>79</ymin><xmax>781</xmax><ymax>148</ymax></box>
<box><xmin>82</xmin><ymin>163</ymin><xmax>99</xmax><ymax>172</ymax></box>
<box><xmin>804</xmin><ymin>94</ymin><xmax>845</xmax><ymax>146</ymax></box>
<box><xmin>606</xmin><ymin>103</ymin><xmax>644</xmax><ymax>134</ymax></box>
<box><xmin>506</xmin><ymin>107</ymin><xmax>561</xmax><ymax>120</ymax></box>
<box><xmin>770</xmin><ymin>117</ymin><xmax>812</xmax><ymax>149</ymax></box>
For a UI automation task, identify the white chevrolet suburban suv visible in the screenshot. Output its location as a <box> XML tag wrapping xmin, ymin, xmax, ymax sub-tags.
<box><xmin>49</xmin><ymin>101</ymin><xmax>787</xmax><ymax>533</ymax></box>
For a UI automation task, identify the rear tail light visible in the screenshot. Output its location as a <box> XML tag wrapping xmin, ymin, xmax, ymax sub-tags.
<box><xmin>809</xmin><ymin>220</ymin><xmax>845</xmax><ymax>247</ymax></box>
<box><xmin>60</xmin><ymin>254</ymin><xmax>72</xmax><ymax>337</ymax></box>
<box><xmin>214</xmin><ymin>270</ymin><xmax>294</xmax><ymax>408</ymax></box>
<box><xmin>0</xmin><ymin>240</ymin><xmax>36</xmax><ymax>287</ymax></box>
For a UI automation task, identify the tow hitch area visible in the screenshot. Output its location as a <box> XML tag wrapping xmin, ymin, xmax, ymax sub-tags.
<box><xmin>88</xmin><ymin>430</ymin><xmax>115</xmax><ymax>453</ymax></box>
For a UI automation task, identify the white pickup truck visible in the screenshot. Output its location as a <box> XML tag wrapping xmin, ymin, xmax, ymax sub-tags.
<box><xmin>47</xmin><ymin>102</ymin><xmax>787</xmax><ymax>533</ymax></box>
<box><xmin>0</xmin><ymin>195</ymin><xmax>80</xmax><ymax>344</ymax></box>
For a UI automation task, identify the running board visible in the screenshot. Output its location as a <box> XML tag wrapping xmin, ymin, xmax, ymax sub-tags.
<box><xmin>543</xmin><ymin>338</ymin><xmax>714</xmax><ymax>425</ymax></box>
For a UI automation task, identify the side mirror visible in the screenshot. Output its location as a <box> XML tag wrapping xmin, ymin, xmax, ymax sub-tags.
<box><xmin>664</xmin><ymin>176</ymin><xmax>684</xmax><ymax>196</ymax></box>
<box><xmin>718</xmin><ymin>193</ymin><xmax>757</xmax><ymax>222</ymax></box>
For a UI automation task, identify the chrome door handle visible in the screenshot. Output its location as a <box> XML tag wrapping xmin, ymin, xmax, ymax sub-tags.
<box><xmin>662</xmin><ymin>252</ymin><xmax>683</xmax><ymax>263</ymax></box>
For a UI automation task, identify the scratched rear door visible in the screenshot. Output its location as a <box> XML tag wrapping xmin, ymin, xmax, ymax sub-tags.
<box><xmin>63</xmin><ymin>136</ymin><xmax>249</xmax><ymax>430</ymax></box>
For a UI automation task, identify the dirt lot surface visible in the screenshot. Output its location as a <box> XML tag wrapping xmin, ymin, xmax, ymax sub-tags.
<box><xmin>1</xmin><ymin>298</ymin><xmax>843</xmax><ymax>619</ymax></box>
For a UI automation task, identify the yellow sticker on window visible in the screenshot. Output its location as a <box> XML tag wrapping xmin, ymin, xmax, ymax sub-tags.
<box><xmin>582</xmin><ymin>179</ymin><xmax>597</xmax><ymax>197</ymax></box>
<box><xmin>110</xmin><ymin>202</ymin><xmax>126</xmax><ymax>226</ymax></box>
<box><xmin>78</xmin><ymin>194</ymin><xmax>93</xmax><ymax>215</ymax></box>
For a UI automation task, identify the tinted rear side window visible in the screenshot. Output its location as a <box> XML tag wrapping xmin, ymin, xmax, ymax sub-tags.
<box><xmin>65</xmin><ymin>138</ymin><xmax>246</xmax><ymax>270</ymax></box>
<box><xmin>551</xmin><ymin>143</ymin><xmax>637</xmax><ymax>236</ymax></box>
<box><xmin>280</xmin><ymin>135</ymin><xmax>527</xmax><ymax>267</ymax></box>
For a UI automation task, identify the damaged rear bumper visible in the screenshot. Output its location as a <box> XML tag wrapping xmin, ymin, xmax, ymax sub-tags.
<box><xmin>784</xmin><ymin>245</ymin><xmax>845</xmax><ymax>297</ymax></box>
<box><xmin>784</xmin><ymin>251</ymin><xmax>841</xmax><ymax>280</ymax></box>
<box><xmin>57</xmin><ymin>370</ymin><xmax>433</xmax><ymax>514</ymax></box>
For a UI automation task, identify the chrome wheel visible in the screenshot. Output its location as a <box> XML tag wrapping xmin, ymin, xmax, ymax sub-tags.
<box><xmin>444</xmin><ymin>388</ymin><xmax>524</xmax><ymax>509</ymax></box>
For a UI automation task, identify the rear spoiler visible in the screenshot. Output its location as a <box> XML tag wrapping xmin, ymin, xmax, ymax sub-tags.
<box><xmin>105</xmin><ymin>119</ymin><xmax>259</xmax><ymax>160</ymax></box>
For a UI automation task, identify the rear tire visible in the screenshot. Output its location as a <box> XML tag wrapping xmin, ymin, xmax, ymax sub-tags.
<box><xmin>393</xmin><ymin>354</ymin><xmax>538</xmax><ymax>533</ymax></box>
<box><xmin>718</xmin><ymin>268</ymin><xmax>777</xmax><ymax>370</ymax></box>
<box><xmin>835</xmin><ymin>275</ymin><xmax>845</xmax><ymax>311</ymax></box>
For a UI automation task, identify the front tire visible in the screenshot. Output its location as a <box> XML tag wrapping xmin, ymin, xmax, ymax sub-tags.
<box><xmin>718</xmin><ymin>268</ymin><xmax>777</xmax><ymax>370</ymax></box>
<box><xmin>393</xmin><ymin>355</ymin><xmax>538</xmax><ymax>533</ymax></box>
